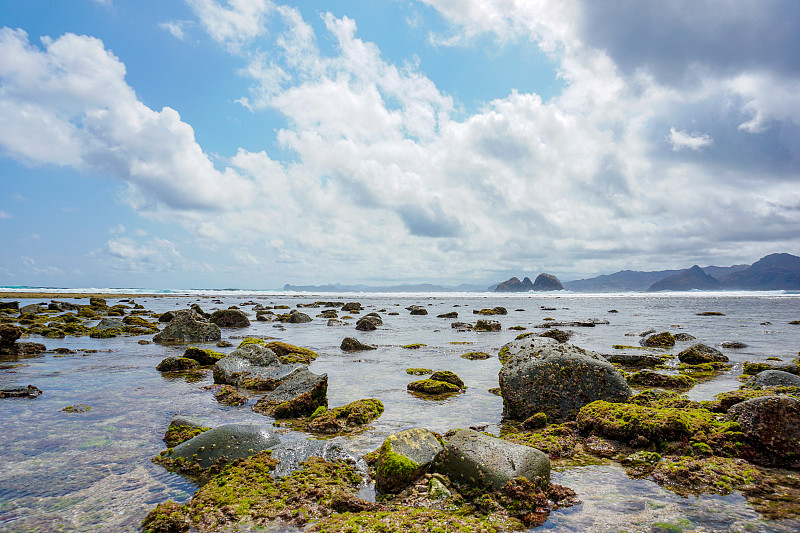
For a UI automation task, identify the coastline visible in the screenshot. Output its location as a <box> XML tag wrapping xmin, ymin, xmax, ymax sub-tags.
<box><xmin>0</xmin><ymin>292</ymin><xmax>167</xmax><ymax>299</ymax></box>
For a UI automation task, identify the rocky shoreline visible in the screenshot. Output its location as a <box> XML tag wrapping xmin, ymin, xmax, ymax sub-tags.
<box><xmin>1</xmin><ymin>294</ymin><xmax>799</xmax><ymax>531</ymax></box>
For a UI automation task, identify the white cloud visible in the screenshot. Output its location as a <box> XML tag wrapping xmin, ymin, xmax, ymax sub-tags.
<box><xmin>103</xmin><ymin>236</ymin><xmax>183</xmax><ymax>271</ymax></box>
<box><xmin>668</xmin><ymin>127</ymin><xmax>713</xmax><ymax>151</ymax></box>
<box><xmin>188</xmin><ymin>0</ymin><xmax>274</xmax><ymax>50</ymax></box>
<box><xmin>0</xmin><ymin>27</ymin><xmax>254</xmax><ymax>213</ymax></box>
<box><xmin>159</xmin><ymin>21</ymin><xmax>188</xmax><ymax>40</ymax></box>
<box><xmin>0</xmin><ymin>210</ymin><xmax>10</xmax><ymax>219</ymax></box>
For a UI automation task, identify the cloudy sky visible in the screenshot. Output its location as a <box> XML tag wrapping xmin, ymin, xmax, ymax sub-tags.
<box><xmin>1</xmin><ymin>0</ymin><xmax>798</xmax><ymax>289</ymax></box>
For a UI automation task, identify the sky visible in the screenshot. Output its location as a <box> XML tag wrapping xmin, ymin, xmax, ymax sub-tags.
<box><xmin>1</xmin><ymin>0</ymin><xmax>799</xmax><ymax>290</ymax></box>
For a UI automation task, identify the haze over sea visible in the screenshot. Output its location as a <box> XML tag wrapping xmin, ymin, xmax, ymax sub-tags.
<box><xmin>2</xmin><ymin>288</ymin><xmax>799</xmax><ymax>532</ymax></box>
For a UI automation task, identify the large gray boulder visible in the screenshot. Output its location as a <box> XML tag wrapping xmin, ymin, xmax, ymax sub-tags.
<box><xmin>251</xmin><ymin>368</ymin><xmax>328</xmax><ymax>418</ymax></box>
<box><xmin>213</xmin><ymin>343</ymin><xmax>304</xmax><ymax>390</ymax></box>
<box><xmin>744</xmin><ymin>370</ymin><xmax>800</xmax><ymax>389</ymax></box>
<box><xmin>499</xmin><ymin>342</ymin><xmax>631</xmax><ymax>422</ymax></box>
<box><xmin>375</xmin><ymin>428</ymin><xmax>443</xmax><ymax>493</ymax></box>
<box><xmin>433</xmin><ymin>429</ymin><xmax>550</xmax><ymax>490</ymax></box>
<box><xmin>499</xmin><ymin>336</ymin><xmax>557</xmax><ymax>364</ymax></box>
<box><xmin>163</xmin><ymin>424</ymin><xmax>280</xmax><ymax>469</ymax></box>
<box><xmin>728</xmin><ymin>396</ymin><xmax>800</xmax><ymax>467</ymax></box>
<box><xmin>269</xmin><ymin>440</ymin><xmax>365</xmax><ymax>478</ymax></box>
<box><xmin>153</xmin><ymin>309</ymin><xmax>221</xmax><ymax>344</ymax></box>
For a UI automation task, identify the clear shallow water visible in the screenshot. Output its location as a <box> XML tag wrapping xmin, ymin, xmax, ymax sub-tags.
<box><xmin>1</xmin><ymin>292</ymin><xmax>799</xmax><ymax>532</ymax></box>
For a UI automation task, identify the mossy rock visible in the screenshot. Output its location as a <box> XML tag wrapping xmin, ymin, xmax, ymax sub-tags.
<box><xmin>374</xmin><ymin>428</ymin><xmax>443</xmax><ymax>494</ymax></box>
<box><xmin>214</xmin><ymin>385</ymin><xmax>249</xmax><ymax>406</ymax></box>
<box><xmin>538</xmin><ymin>329</ymin><xmax>571</xmax><ymax>343</ymax></box>
<box><xmin>407</xmin><ymin>379</ymin><xmax>462</xmax><ymax>395</ymax></box>
<box><xmin>503</xmin><ymin>424</ymin><xmax>576</xmax><ymax>459</ymax></box>
<box><xmin>122</xmin><ymin>315</ymin><xmax>159</xmax><ymax>330</ymax></box>
<box><xmin>305</xmin><ymin>398</ymin><xmax>384</xmax><ymax>434</ymax></box>
<box><xmin>183</xmin><ymin>346</ymin><xmax>225</xmax><ymax>365</ymax></box>
<box><xmin>651</xmin><ymin>456</ymin><xmax>760</xmax><ymax>496</ymax></box>
<box><xmin>406</xmin><ymin>368</ymin><xmax>433</xmax><ymax>375</ymax></box>
<box><xmin>461</xmin><ymin>351</ymin><xmax>491</xmax><ymax>360</ymax></box>
<box><xmin>627</xmin><ymin>370</ymin><xmax>696</xmax><ymax>390</ymax></box>
<box><xmin>142</xmin><ymin>454</ymin><xmax>364</xmax><ymax>533</ymax></box>
<box><xmin>629</xmin><ymin>389</ymin><xmax>697</xmax><ymax>409</ymax></box>
<box><xmin>236</xmin><ymin>337</ymin><xmax>266</xmax><ymax>348</ymax></box>
<box><xmin>429</xmin><ymin>370</ymin><xmax>464</xmax><ymax>388</ymax></box>
<box><xmin>402</xmin><ymin>343</ymin><xmax>426</xmax><ymax>349</ymax></box>
<box><xmin>437</xmin><ymin>312</ymin><xmax>458</xmax><ymax>318</ymax></box>
<box><xmin>163</xmin><ymin>423</ymin><xmax>211</xmax><ymax>448</ymax></box>
<box><xmin>265</xmin><ymin>341</ymin><xmax>318</xmax><ymax>364</ymax></box>
<box><xmin>577</xmin><ymin>400</ymin><xmax>744</xmax><ymax>455</ymax></box>
<box><xmin>89</xmin><ymin>327</ymin><xmax>121</xmax><ymax>339</ymax></box>
<box><xmin>641</xmin><ymin>332</ymin><xmax>676</xmax><ymax>348</ymax></box>
<box><xmin>156</xmin><ymin>357</ymin><xmax>199</xmax><ymax>372</ymax></box>
<box><xmin>474</xmin><ymin>319</ymin><xmax>501</xmax><ymax>332</ymax></box>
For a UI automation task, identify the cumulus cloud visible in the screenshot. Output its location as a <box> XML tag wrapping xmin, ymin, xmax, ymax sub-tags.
<box><xmin>159</xmin><ymin>21</ymin><xmax>189</xmax><ymax>40</ymax></box>
<box><xmin>103</xmin><ymin>236</ymin><xmax>183</xmax><ymax>271</ymax></box>
<box><xmin>188</xmin><ymin>0</ymin><xmax>274</xmax><ymax>50</ymax></box>
<box><xmin>0</xmin><ymin>27</ymin><xmax>254</xmax><ymax>213</ymax></box>
<box><xmin>668</xmin><ymin>127</ymin><xmax>713</xmax><ymax>151</ymax></box>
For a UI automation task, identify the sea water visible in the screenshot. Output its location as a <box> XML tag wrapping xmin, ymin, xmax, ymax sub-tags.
<box><xmin>1</xmin><ymin>291</ymin><xmax>799</xmax><ymax>532</ymax></box>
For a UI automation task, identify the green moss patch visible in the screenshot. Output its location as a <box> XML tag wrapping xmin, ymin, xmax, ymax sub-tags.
<box><xmin>651</xmin><ymin>456</ymin><xmax>760</xmax><ymax>496</ymax></box>
<box><xmin>163</xmin><ymin>424</ymin><xmax>210</xmax><ymax>448</ymax></box>
<box><xmin>503</xmin><ymin>424</ymin><xmax>577</xmax><ymax>459</ymax></box>
<box><xmin>304</xmin><ymin>398</ymin><xmax>384</xmax><ymax>434</ymax></box>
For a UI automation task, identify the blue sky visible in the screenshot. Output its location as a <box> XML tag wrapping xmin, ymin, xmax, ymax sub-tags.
<box><xmin>1</xmin><ymin>0</ymin><xmax>798</xmax><ymax>289</ymax></box>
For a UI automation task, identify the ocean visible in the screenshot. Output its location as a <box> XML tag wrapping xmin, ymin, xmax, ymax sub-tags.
<box><xmin>1</xmin><ymin>289</ymin><xmax>798</xmax><ymax>532</ymax></box>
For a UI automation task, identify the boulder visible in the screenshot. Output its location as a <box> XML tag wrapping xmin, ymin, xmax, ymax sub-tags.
<box><xmin>375</xmin><ymin>428</ymin><xmax>443</xmax><ymax>493</ymax></box>
<box><xmin>728</xmin><ymin>396</ymin><xmax>800</xmax><ymax>467</ymax></box>
<box><xmin>269</xmin><ymin>440</ymin><xmax>365</xmax><ymax>478</ymax></box>
<box><xmin>209</xmin><ymin>309</ymin><xmax>250</xmax><ymax>328</ymax></box>
<box><xmin>499</xmin><ymin>343</ymin><xmax>631</xmax><ymax>422</ymax></box>
<box><xmin>93</xmin><ymin>317</ymin><xmax>124</xmax><ymax>330</ymax></box>
<box><xmin>355</xmin><ymin>316</ymin><xmax>380</xmax><ymax>331</ymax></box>
<box><xmin>213</xmin><ymin>343</ymin><xmax>304</xmax><ymax>390</ymax></box>
<box><xmin>474</xmin><ymin>319</ymin><xmax>501</xmax><ymax>332</ymax></box>
<box><xmin>342</xmin><ymin>302</ymin><xmax>363</xmax><ymax>313</ymax></box>
<box><xmin>282</xmin><ymin>310</ymin><xmax>312</xmax><ymax>323</ymax></box>
<box><xmin>306</xmin><ymin>398</ymin><xmax>384</xmax><ymax>434</ymax></box>
<box><xmin>0</xmin><ymin>385</ymin><xmax>43</xmax><ymax>398</ymax></box>
<box><xmin>156</xmin><ymin>357</ymin><xmax>199</xmax><ymax>372</ymax></box>
<box><xmin>251</xmin><ymin>369</ymin><xmax>328</xmax><ymax>418</ymax></box>
<box><xmin>677</xmin><ymin>344</ymin><xmax>728</xmax><ymax>364</ymax></box>
<box><xmin>641</xmin><ymin>332</ymin><xmax>676</xmax><ymax>348</ymax></box>
<box><xmin>340</xmin><ymin>337</ymin><xmax>376</xmax><ymax>351</ymax></box>
<box><xmin>163</xmin><ymin>416</ymin><xmax>212</xmax><ymax>447</ymax></box>
<box><xmin>531</xmin><ymin>273</ymin><xmax>564</xmax><ymax>291</ymax></box>
<box><xmin>498</xmin><ymin>336</ymin><xmax>557</xmax><ymax>365</ymax></box>
<box><xmin>744</xmin><ymin>370</ymin><xmax>800</xmax><ymax>389</ymax></box>
<box><xmin>20</xmin><ymin>303</ymin><xmax>41</xmax><ymax>314</ymax></box>
<box><xmin>0</xmin><ymin>301</ymin><xmax>19</xmax><ymax>312</ymax></box>
<box><xmin>153</xmin><ymin>309</ymin><xmax>221</xmax><ymax>344</ymax></box>
<box><xmin>162</xmin><ymin>424</ymin><xmax>280</xmax><ymax>469</ymax></box>
<box><xmin>433</xmin><ymin>429</ymin><xmax>550</xmax><ymax>490</ymax></box>
<box><xmin>409</xmin><ymin>306</ymin><xmax>428</xmax><ymax>316</ymax></box>
<box><xmin>182</xmin><ymin>346</ymin><xmax>225</xmax><ymax>365</ymax></box>
<box><xmin>0</xmin><ymin>324</ymin><xmax>22</xmax><ymax>354</ymax></box>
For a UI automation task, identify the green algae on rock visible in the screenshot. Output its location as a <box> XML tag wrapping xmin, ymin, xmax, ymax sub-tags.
<box><xmin>626</xmin><ymin>370</ymin><xmax>696</xmax><ymax>390</ymax></box>
<box><xmin>503</xmin><ymin>424</ymin><xmax>577</xmax><ymax>459</ymax></box>
<box><xmin>461</xmin><ymin>351</ymin><xmax>491</xmax><ymax>360</ymax></box>
<box><xmin>162</xmin><ymin>423</ymin><xmax>211</xmax><ymax>448</ymax></box>
<box><xmin>374</xmin><ymin>428</ymin><xmax>443</xmax><ymax>494</ymax></box>
<box><xmin>406</xmin><ymin>368</ymin><xmax>433</xmax><ymax>375</ymax></box>
<box><xmin>303</xmin><ymin>398</ymin><xmax>384</xmax><ymax>434</ymax></box>
<box><xmin>407</xmin><ymin>379</ymin><xmax>462</xmax><ymax>395</ymax></box>
<box><xmin>651</xmin><ymin>456</ymin><xmax>760</xmax><ymax>496</ymax></box>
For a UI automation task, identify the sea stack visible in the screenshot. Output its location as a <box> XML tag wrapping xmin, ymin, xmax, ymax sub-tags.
<box><xmin>532</xmin><ymin>273</ymin><xmax>564</xmax><ymax>291</ymax></box>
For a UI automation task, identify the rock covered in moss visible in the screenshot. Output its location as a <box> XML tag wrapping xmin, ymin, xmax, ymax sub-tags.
<box><xmin>375</xmin><ymin>428</ymin><xmax>443</xmax><ymax>493</ymax></box>
<box><xmin>213</xmin><ymin>385</ymin><xmax>249</xmax><ymax>406</ymax></box>
<box><xmin>651</xmin><ymin>456</ymin><xmax>760</xmax><ymax>496</ymax></box>
<box><xmin>743</xmin><ymin>359</ymin><xmax>800</xmax><ymax>375</ymax></box>
<box><xmin>153</xmin><ymin>309</ymin><xmax>221</xmax><ymax>344</ymax></box>
<box><xmin>433</xmin><ymin>429</ymin><xmax>550</xmax><ymax>491</ymax></box>
<box><xmin>342</xmin><ymin>302</ymin><xmax>362</xmax><ymax>312</ymax></box>
<box><xmin>160</xmin><ymin>424</ymin><xmax>280</xmax><ymax>470</ymax></box>
<box><xmin>461</xmin><ymin>351</ymin><xmax>491</xmax><ymax>360</ymax></box>
<box><xmin>0</xmin><ymin>324</ymin><xmax>22</xmax><ymax>354</ymax></box>
<box><xmin>728</xmin><ymin>395</ymin><xmax>800</xmax><ymax>467</ymax></box>
<box><xmin>261</xmin><ymin>341</ymin><xmax>318</xmax><ymax>364</ymax></box>
<box><xmin>213</xmin><ymin>343</ymin><xmax>304</xmax><ymax>390</ymax></box>
<box><xmin>437</xmin><ymin>311</ymin><xmax>458</xmax><ymax>318</ymax></box>
<box><xmin>627</xmin><ymin>370</ymin><xmax>696</xmax><ymax>390</ymax></box>
<box><xmin>156</xmin><ymin>356</ymin><xmax>199</xmax><ymax>372</ymax></box>
<box><xmin>498</xmin><ymin>336</ymin><xmax>557</xmax><ymax>365</ymax></box>
<box><xmin>252</xmin><ymin>369</ymin><xmax>327</xmax><ymax>418</ymax></box>
<box><xmin>499</xmin><ymin>343</ymin><xmax>631</xmax><ymax>422</ymax></box>
<box><xmin>677</xmin><ymin>344</ymin><xmax>728</xmax><ymax>364</ymax></box>
<box><xmin>503</xmin><ymin>424</ymin><xmax>577</xmax><ymax>459</ymax></box>
<box><xmin>0</xmin><ymin>384</ymin><xmax>42</xmax><ymax>398</ymax></box>
<box><xmin>474</xmin><ymin>319</ymin><xmax>500</xmax><ymax>332</ymax></box>
<box><xmin>269</xmin><ymin>439</ymin><xmax>365</xmax><ymax>478</ymax></box>
<box><xmin>182</xmin><ymin>346</ymin><xmax>225</xmax><ymax>365</ymax></box>
<box><xmin>407</xmin><ymin>379</ymin><xmax>462</xmax><ymax>394</ymax></box>
<box><xmin>641</xmin><ymin>332</ymin><xmax>676</xmax><ymax>348</ymax></box>
<box><xmin>163</xmin><ymin>416</ymin><xmax>211</xmax><ymax>447</ymax></box>
<box><xmin>306</xmin><ymin>398</ymin><xmax>384</xmax><ymax>434</ymax></box>
<box><xmin>340</xmin><ymin>337</ymin><xmax>376</xmax><ymax>351</ymax></box>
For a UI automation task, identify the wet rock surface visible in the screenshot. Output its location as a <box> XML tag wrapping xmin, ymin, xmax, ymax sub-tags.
<box><xmin>153</xmin><ymin>309</ymin><xmax>221</xmax><ymax>344</ymax></box>
<box><xmin>728</xmin><ymin>395</ymin><xmax>800</xmax><ymax>467</ymax></box>
<box><xmin>160</xmin><ymin>424</ymin><xmax>280</xmax><ymax>469</ymax></box>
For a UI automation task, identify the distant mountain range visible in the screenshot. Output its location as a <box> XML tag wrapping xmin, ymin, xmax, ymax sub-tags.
<box><xmin>284</xmin><ymin>253</ymin><xmax>800</xmax><ymax>293</ymax></box>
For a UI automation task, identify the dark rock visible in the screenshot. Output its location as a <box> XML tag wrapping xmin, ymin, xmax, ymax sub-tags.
<box><xmin>163</xmin><ymin>416</ymin><xmax>211</xmax><ymax>447</ymax></box>
<box><xmin>429</xmin><ymin>370</ymin><xmax>464</xmax><ymax>389</ymax></box>
<box><xmin>728</xmin><ymin>396</ymin><xmax>800</xmax><ymax>467</ymax></box>
<box><xmin>474</xmin><ymin>319</ymin><xmax>500</xmax><ymax>332</ymax></box>
<box><xmin>677</xmin><ymin>344</ymin><xmax>728</xmax><ymax>364</ymax></box>
<box><xmin>319</xmin><ymin>309</ymin><xmax>338</xmax><ymax>319</ymax></box>
<box><xmin>673</xmin><ymin>333</ymin><xmax>697</xmax><ymax>341</ymax></box>
<box><xmin>355</xmin><ymin>316</ymin><xmax>380</xmax><ymax>331</ymax></box>
<box><xmin>532</xmin><ymin>273</ymin><xmax>564</xmax><ymax>291</ymax></box>
<box><xmin>20</xmin><ymin>303</ymin><xmax>41</xmax><ymax>314</ymax></box>
<box><xmin>0</xmin><ymin>385</ymin><xmax>42</xmax><ymax>398</ymax></box>
<box><xmin>744</xmin><ymin>370</ymin><xmax>800</xmax><ymax>389</ymax></box>
<box><xmin>213</xmin><ymin>343</ymin><xmax>304</xmax><ymax>390</ymax></box>
<box><xmin>646</xmin><ymin>265</ymin><xmax>721</xmax><ymax>292</ymax></box>
<box><xmin>375</xmin><ymin>428</ymin><xmax>443</xmax><ymax>493</ymax></box>
<box><xmin>409</xmin><ymin>306</ymin><xmax>428</xmax><ymax>316</ymax></box>
<box><xmin>499</xmin><ymin>343</ymin><xmax>631</xmax><ymax>422</ymax></box>
<box><xmin>182</xmin><ymin>346</ymin><xmax>225</xmax><ymax>365</ymax></box>
<box><xmin>641</xmin><ymin>332</ymin><xmax>676</xmax><ymax>348</ymax></box>
<box><xmin>720</xmin><ymin>341</ymin><xmax>747</xmax><ymax>349</ymax></box>
<box><xmin>162</xmin><ymin>424</ymin><xmax>280</xmax><ymax>469</ymax></box>
<box><xmin>210</xmin><ymin>309</ymin><xmax>250</xmax><ymax>328</ymax></box>
<box><xmin>306</xmin><ymin>398</ymin><xmax>384</xmax><ymax>434</ymax></box>
<box><xmin>93</xmin><ymin>317</ymin><xmax>124</xmax><ymax>330</ymax></box>
<box><xmin>407</xmin><ymin>379</ymin><xmax>462</xmax><ymax>394</ymax></box>
<box><xmin>627</xmin><ymin>370</ymin><xmax>695</xmax><ymax>390</ymax></box>
<box><xmin>213</xmin><ymin>385</ymin><xmax>249</xmax><ymax>406</ymax></box>
<box><xmin>158</xmin><ymin>311</ymin><xmax>175</xmax><ymax>323</ymax></box>
<box><xmin>0</xmin><ymin>301</ymin><xmax>19</xmax><ymax>312</ymax></box>
<box><xmin>451</xmin><ymin>321</ymin><xmax>473</xmax><ymax>330</ymax></box>
<box><xmin>605</xmin><ymin>353</ymin><xmax>665</xmax><ymax>368</ymax></box>
<box><xmin>282</xmin><ymin>310</ymin><xmax>312</xmax><ymax>323</ymax></box>
<box><xmin>156</xmin><ymin>357</ymin><xmax>199</xmax><ymax>372</ymax></box>
<box><xmin>0</xmin><ymin>324</ymin><xmax>22</xmax><ymax>354</ymax></box>
<box><xmin>433</xmin><ymin>429</ymin><xmax>550</xmax><ymax>490</ymax></box>
<box><xmin>437</xmin><ymin>311</ymin><xmax>458</xmax><ymax>318</ymax></box>
<box><xmin>538</xmin><ymin>329</ymin><xmax>571</xmax><ymax>343</ymax></box>
<box><xmin>153</xmin><ymin>309</ymin><xmax>221</xmax><ymax>344</ymax></box>
<box><xmin>340</xmin><ymin>337</ymin><xmax>376</xmax><ymax>351</ymax></box>
<box><xmin>252</xmin><ymin>369</ymin><xmax>327</xmax><ymax>418</ymax></box>
<box><xmin>342</xmin><ymin>302</ymin><xmax>362</xmax><ymax>313</ymax></box>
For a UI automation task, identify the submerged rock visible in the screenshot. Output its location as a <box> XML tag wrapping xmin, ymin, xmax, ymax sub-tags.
<box><xmin>340</xmin><ymin>337</ymin><xmax>376</xmax><ymax>351</ymax></box>
<box><xmin>153</xmin><ymin>309</ymin><xmax>221</xmax><ymax>344</ymax></box>
<box><xmin>677</xmin><ymin>344</ymin><xmax>728</xmax><ymax>364</ymax></box>
<box><xmin>156</xmin><ymin>356</ymin><xmax>199</xmax><ymax>372</ymax></box>
<box><xmin>161</xmin><ymin>424</ymin><xmax>280</xmax><ymax>469</ymax></box>
<box><xmin>269</xmin><ymin>439</ymin><xmax>365</xmax><ymax>478</ymax></box>
<box><xmin>306</xmin><ymin>398</ymin><xmax>384</xmax><ymax>434</ymax></box>
<box><xmin>433</xmin><ymin>429</ymin><xmax>550</xmax><ymax>490</ymax></box>
<box><xmin>499</xmin><ymin>343</ymin><xmax>631</xmax><ymax>422</ymax></box>
<box><xmin>375</xmin><ymin>428</ymin><xmax>443</xmax><ymax>493</ymax></box>
<box><xmin>0</xmin><ymin>384</ymin><xmax>42</xmax><ymax>398</ymax></box>
<box><xmin>641</xmin><ymin>332</ymin><xmax>676</xmax><ymax>348</ymax></box>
